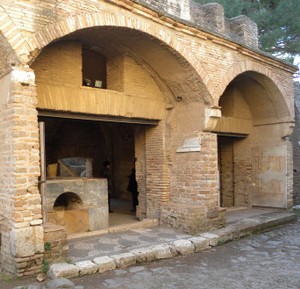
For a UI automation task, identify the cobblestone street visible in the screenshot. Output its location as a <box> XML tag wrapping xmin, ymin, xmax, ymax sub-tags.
<box><xmin>71</xmin><ymin>220</ymin><xmax>300</xmax><ymax>289</ymax></box>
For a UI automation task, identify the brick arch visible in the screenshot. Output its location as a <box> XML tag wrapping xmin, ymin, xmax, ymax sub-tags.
<box><xmin>24</xmin><ymin>11</ymin><xmax>213</xmax><ymax>102</ymax></box>
<box><xmin>212</xmin><ymin>60</ymin><xmax>288</xmax><ymax>107</ymax></box>
<box><xmin>0</xmin><ymin>8</ymin><xmax>24</xmax><ymax>71</ymax></box>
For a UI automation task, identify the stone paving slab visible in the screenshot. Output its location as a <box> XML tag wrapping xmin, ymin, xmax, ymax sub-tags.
<box><xmin>48</xmin><ymin>210</ymin><xmax>296</xmax><ymax>279</ymax></box>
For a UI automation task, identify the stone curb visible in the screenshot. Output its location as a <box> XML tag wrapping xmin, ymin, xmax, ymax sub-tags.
<box><xmin>48</xmin><ymin>212</ymin><xmax>297</xmax><ymax>279</ymax></box>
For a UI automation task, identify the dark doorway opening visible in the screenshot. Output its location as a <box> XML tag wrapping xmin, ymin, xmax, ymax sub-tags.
<box><xmin>39</xmin><ymin>115</ymin><xmax>146</xmax><ymax>228</ymax></box>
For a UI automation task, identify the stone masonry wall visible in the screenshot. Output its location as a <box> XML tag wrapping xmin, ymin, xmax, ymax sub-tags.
<box><xmin>43</xmin><ymin>224</ymin><xmax>68</xmax><ymax>265</ymax></box>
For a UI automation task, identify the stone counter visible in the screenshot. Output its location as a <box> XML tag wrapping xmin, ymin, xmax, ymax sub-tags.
<box><xmin>41</xmin><ymin>178</ymin><xmax>108</xmax><ymax>233</ymax></box>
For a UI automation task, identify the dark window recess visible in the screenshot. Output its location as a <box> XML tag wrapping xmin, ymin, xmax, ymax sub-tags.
<box><xmin>82</xmin><ymin>47</ymin><xmax>107</xmax><ymax>89</ymax></box>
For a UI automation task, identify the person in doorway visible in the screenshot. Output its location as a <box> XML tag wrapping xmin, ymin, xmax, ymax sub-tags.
<box><xmin>127</xmin><ymin>158</ymin><xmax>139</xmax><ymax>212</ymax></box>
<box><xmin>101</xmin><ymin>160</ymin><xmax>113</xmax><ymax>213</ymax></box>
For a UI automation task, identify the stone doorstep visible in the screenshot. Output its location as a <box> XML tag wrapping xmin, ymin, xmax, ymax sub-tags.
<box><xmin>67</xmin><ymin>218</ymin><xmax>159</xmax><ymax>241</ymax></box>
<box><xmin>47</xmin><ymin>212</ymin><xmax>297</xmax><ymax>279</ymax></box>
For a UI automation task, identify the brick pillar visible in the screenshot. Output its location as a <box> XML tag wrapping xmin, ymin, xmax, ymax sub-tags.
<box><xmin>0</xmin><ymin>66</ymin><xmax>44</xmax><ymax>276</ymax></box>
<box><xmin>145</xmin><ymin>121</ymin><xmax>171</xmax><ymax>219</ymax></box>
<box><xmin>161</xmin><ymin>132</ymin><xmax>225</xmax><ymax>234</ymax></box>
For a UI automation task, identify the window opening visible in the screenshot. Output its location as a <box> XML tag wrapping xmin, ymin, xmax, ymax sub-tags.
<box><xmin>82</xmin><ymin>47</ymin><xmax>107</xmax><ymax>89</ymax></box>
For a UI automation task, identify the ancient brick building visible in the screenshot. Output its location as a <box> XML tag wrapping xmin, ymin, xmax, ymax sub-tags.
<box><xmin>0</xmin><ymin>0</ymin><xmax>297</xmax><ymax>275</ymax></box>
<box><xmin>292</xmin><ymin>82</ymin><xmax>300</xmax><ymax>205</ymax></box>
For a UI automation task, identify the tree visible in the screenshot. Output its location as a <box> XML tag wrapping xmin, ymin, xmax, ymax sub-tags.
<box><xmin>193</xmin><ymin>0</ymin><xmax>300</xmax><ymax>63</ymax></box>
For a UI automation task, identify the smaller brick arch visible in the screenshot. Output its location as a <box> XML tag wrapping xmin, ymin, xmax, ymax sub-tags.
<box><xmin>212</xmin><ymin>60</ymin><xmax>293</xmax><ymax>124</ymax></box>
<box><xmin>213</xmin><ymin>60</ymin><xmax>289</xmax><ymax>107</ymax></box>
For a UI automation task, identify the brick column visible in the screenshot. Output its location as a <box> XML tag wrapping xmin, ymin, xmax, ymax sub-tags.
<box><xmin>0</xmin><ymin>66</ymin><xmax>44</xmax><ymax>276</ymax></box>
<box><xmin>161</xmin><ymin>132</ymin><xmax>225</xmax><ymax>234</ymax></box>
<box><xmin>145</xmin><ymin>121</ymin><xmax>171</xmax><ymax>219</ymax></box>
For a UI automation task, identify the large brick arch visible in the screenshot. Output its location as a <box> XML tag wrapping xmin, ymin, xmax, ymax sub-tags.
<box><xmin>23</xmin><ymin>11</ymin><xmax>213</xmax><ymax>101</ymax></box>
<box><xmin>0</xmin><ymin>8</ymin><xmax>23</xmax><ymax>73</ymax></box>
<box><xmin>212</xmin><ymin>60</ymin><xmax>291</xmax><ymax>116</ymax></box>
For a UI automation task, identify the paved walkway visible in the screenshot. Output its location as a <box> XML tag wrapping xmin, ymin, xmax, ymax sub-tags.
<box><xmin>67</xmin><ymin>208</ymin><xmax>295</xmax><ymax>263</ymax></box>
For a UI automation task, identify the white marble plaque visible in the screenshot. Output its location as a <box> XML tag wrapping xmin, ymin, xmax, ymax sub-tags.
<box><xmin>176</xmin><ymin>137</ymin><xmax>201</xmax><ymax>153</ymax></box>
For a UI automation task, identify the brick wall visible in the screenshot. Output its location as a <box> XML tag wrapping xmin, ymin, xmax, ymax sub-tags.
<box><xmin>158</xmin><ymin>100</ymin><xmax>223</xmax><ymax>234</ymax></box>
<box><xmin>123</xmin><ymin>55</ymin><xmax>164</xmax><ymax>100</ymax></box>
<box><xmin>233</xmin><ymin>137</ymin><xmax>253</xmax><ymax>207</ymax></box>
<box><xmin>291</xmin><ymin>82</ymin><xmax>300</xmax><ymax>205</ymax></box>
<box><xmin>145</xmin><ymin>121</ymin><xmax>171</xmax><ymax>219</ymax></box>
<box><xmin>0</xmin><ymin>68</ymin><xmax>43</xmax><ymax>275</ymax></box>
<box><xmin>218</xmin><ymin>137</ymin><xmax>234</xmax><ymax>207</ymax></box>
<box><xmin>32</xmin><ymin>41</ymin><xmax>165</xmax><ymax>110</ymax></box>
<box><xmin>134</xmin><ymin>0</ymin><xmax>258</xmax><ymax>48</ymax></box>
<box><xmin>32</xmin><ymin>41</ymin><xmax>82</xmax><ymax>88</ymax></box>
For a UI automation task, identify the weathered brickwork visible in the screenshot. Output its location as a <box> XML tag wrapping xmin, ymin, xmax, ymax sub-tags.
<box><xmin>145</xmin><ymin>121</ymin><xmax>171</xmax><ymax>219</ymax></box>
<box><xmin>291</xmin><ymin>82</ymin><xmax>300</xmax><ymax>205</ymax></box>
<box><xmin>0</xmin><ymin>0</ymin><xmax>297</xmax><ymax>276</ymax></box>
<box><xmin>134</xmin><ymin>0</ymin><xmax>258</xmax><ymax>48</ymax></box>
<box><xmin>0</xmin><ymin>67</ymin><xmax>43</xmax><ymax>275</ymax></box>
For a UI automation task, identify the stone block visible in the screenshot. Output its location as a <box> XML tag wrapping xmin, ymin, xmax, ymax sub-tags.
<box><xmin>47</xmin><ymin>263</ymin><xmax>79</xmax><ymax>279</ymax></box>
<box><xmin>93</xmin><ymin>256</ymin><xmax>116</xmax><ymax>273</ymax></box>
<box><xmin>173</xmin><ymin>239</ymin><xmax>195</xmax><ymax>255</ymax></box>
<box><xmin>212</xmin><ymin>227</ymin><xmax>234</xmax><ymax>244</ymax></box>
<box><xmin>89</xmin><ymin>207</ymin><xmax>109</xmax><ymax>231</ymax></box>
<box><xmin>75</xmin><ymin>260</ymin><xmax>98</xmax><ymax>276</ymax></box>
<box><xmin>10</xmin><ymin>227</ymin><xmax>35</xmax><ymax>257</ymax></box>
<box><xmin>33</xmin><ymin>225</ymin><xmax>44</xmax><ymax>253</ymax></box>
<box><xmin>30</xmin><ymin>219</ymin><xmax>43</xmax><ymax>226</ymax></box>
<box><xmin>199</xmin><ymin>232</ymin><xmax>219</xmax><ymax>246</ymax></box>
<box><xmin>130</xmin><ymin>247</ymin><xmax>156</xmax><ymax>263</ymax></box>
<box><xmin>111</xmin><ymin>252</ymin><xmax>136</xmax><ymax>268</ymax></box>
<box><xmin>151</xmin><ymin>244</ymin><xmax>177</xmax><ymax>260</ymax></box>
<box><xmin>188</xmin><ymin>236</ymin><xmax>210</xmax><ymax>252</ymax></box>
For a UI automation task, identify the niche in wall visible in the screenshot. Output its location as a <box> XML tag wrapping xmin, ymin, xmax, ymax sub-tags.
<box><xmin>82</xmin><ymin>47</ymin><xmax>107</xmax><ymax>89</ymax></box>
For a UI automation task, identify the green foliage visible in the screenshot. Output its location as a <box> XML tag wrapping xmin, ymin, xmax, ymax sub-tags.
<box><xmin>44</xmin><ymin>242</ymin><xmax>51</xmax><ymax>251</ymax></box>
<box><xmin>66</xmin><ymin>258</ymin><xmax>73</xmax><ymax>264</ymax></box>
<box><xmin>193</xmin><ymin>0</ymin><xmax>300</xmax><ymax>62</ymax></box>
<box><xmin>42</xmin><ymin>260</ymin><xmax>50</xmax><ymax>273</ymax></box>
<box><xmin>0</xmin><ymin>272</ymin><xmax>14</xmax><ymax>282</ymax></box>
<box><xmin>293</xmin><ymin>208</ymin><xmax>300</xmax><ymax>217</ymax></box>
<box><xmin>216</xmin><ymin>239</ymin><xmax>226</xmax><ymax>246</ymax></box>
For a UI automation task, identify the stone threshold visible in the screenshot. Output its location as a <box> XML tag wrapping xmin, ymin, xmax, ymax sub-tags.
<box><xmin>67</xmin><ymin>218</ymin><xmax>159</xmax><ymax>241</ymax></box>
<box><xmin>48</xmin><ymin>212</ymin><xmax>297</xmax><ymax>279</ymax></box>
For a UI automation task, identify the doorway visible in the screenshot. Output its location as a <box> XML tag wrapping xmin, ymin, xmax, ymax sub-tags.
<box><xmin>218</xmin><ymin>135</ymin><xmax>248</xmax><ymax>208</ymax></box>
<box><xmin>39</xmin><ymin>115</ymin><xmax>146</xmax><ymax>231</ymax></box>
<box><xmin>218</xmin><ymin>136</ymin><xmax>234</xmax><ymax>207</ymax></box>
